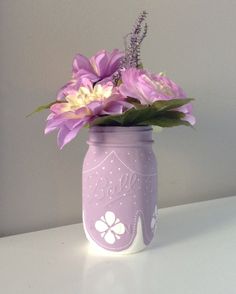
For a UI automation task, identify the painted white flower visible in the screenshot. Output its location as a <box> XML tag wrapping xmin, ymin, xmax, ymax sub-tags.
<box><xmin>151</xmin><ymin>205</ymin><xmax>158</xmax><ymax>233</ymax></box>
<box><xmin>95</xmin><ymin>211</ymin><xmax>125</xmax><ymax>244</ymax></box>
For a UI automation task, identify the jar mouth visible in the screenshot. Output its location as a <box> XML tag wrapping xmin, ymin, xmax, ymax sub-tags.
<box><xmin>90</xmin><ymin>125</ymin><xmax>153</xmax><ymax>133</ymax></box>
<box><xmin>87</xmin><ymin>125</ymin><xmax>154</xmax><ymax>146</ymax></box>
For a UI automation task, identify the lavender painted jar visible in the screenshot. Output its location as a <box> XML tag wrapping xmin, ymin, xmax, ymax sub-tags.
<box><xmin>82</xmin><ymin>126</ymin><xmax>158</xmax><ymax>254</ymax></box>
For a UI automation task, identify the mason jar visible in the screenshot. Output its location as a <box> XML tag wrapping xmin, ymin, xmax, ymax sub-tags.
<box><xmin>82</xmin><ymin>126</ymin><xmax>158</xmax><ymax>254</ymax></box>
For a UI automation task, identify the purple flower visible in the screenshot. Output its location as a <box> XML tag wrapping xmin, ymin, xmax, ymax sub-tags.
<box><xmin>73</xmin><ymin>49</ymin><xmax>124</xmax><ymax>81</ymax></box>
<box><xmin>119</xmin><ymin>68</ymin><xmax>196</xmax><ymax>125</ymax></box>
<box><xmin>45</xmin><ymin>79</ymin><xmax>130</xmax><ymax>149</ymax></box>
<box><xmin>57</xmin><ymin>49</ymin><xmax>124</xmax><ymax>101</ymax></box>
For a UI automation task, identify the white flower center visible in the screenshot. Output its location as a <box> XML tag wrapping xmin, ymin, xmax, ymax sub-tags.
<box><xmin>65</xmin><ymin>84</ymin><xmax>113</xmax><ymax>109</ymax></box>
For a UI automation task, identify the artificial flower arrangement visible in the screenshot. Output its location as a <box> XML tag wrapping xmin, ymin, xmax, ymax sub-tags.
<box><xmin>30</xmin><ymin>11</ymin><xmax>195</xmax><ymax>149</ymax></box>
<box><xmin>30</xmin><ymin>11</ymin><xmax>196</xmax><ymax>254</ymax></box>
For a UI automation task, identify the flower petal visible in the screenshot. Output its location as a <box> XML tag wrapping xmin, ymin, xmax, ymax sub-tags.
<box><xmin>102</xmin><ymin>101</ymin><xmax>124</xmax><ymax>115</ymax></box>
<box><xmin>57</xmin><ymin>80</ymin><xmax>78</xmax><ymax>100</ymax></box>
<box><xmin>44</xmin><ymin>124</ymin><xmax>57</xmax><ymax>134</ymax></box>
<box><xmin>72</xmin><ymin>54</ymin><xmax>94</xmax><ymax>75</ymax></box>
<box><xmin>104</xmin><ymin>211</ymin><xmax>116</xmax><ymax>227</ymax></box>
<box><xmin>50</xmin><ymin>103</ymin><xmax>70</xmax><ymax>114</ymax></box>
<box><xmin>87</xmin><ymin>101</ymin><xmax>103</xmax><ymax>115</ymax></box>
<box><xmin>183</xmin><ymin>114</ymin><xmax>196</xmax><ymax>126</ymax></box>
<box><xmin>57</xmin><ymin>121</ymin><xmax>86</xmax><ymax>149</ymax></box>
<box><xmin>104</xmin><ymin>230</ymin><xmax>116</xmax><ymax>244</ymax></box>
<box><xmin>95</xmin><ymin>220</ymin><xmax>109</xmax><ymax>233</ymax></box>
<box><xmin>120</xmin><ymin>68</ymin><xmax>192</xmax><ymax>107</ymax></box>
<box><xmin>111</xmin><ymin>222</ymin><xmax>125</xmax><ymax>235</ymax></box>
<box><xmin>45</xmin><ymin>115</ymin><xmax>66</xmax><ymax>134</ymax></box>
<box><xmin>90</xmin><ymin>50</ymin><xmax>109</xmax><ymax>77</ymax></box>
<box><xmin>107</xmin><ymin>49</ymin><xmax>124</xmax><ymax>75</ymax></box>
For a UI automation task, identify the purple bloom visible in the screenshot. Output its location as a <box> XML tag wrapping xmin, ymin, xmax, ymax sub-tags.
<box><xmin>119</xmin><ymin>68</ymin><xmax>196</xmax><ymax>125</ymax></box>
<box><xmin>73</xmin><ymin>49</ymin><xmax>124</xmax><ymax>81</ymax></box>
<box><xmin>45</xmin><ymin>79</ymin><xmax>131</xmax><ymax>149</ymax></box>
<box><xmin>57</xmin><ymin>49</ymin><xmax>124</xmax><ymax>101</ymax></box>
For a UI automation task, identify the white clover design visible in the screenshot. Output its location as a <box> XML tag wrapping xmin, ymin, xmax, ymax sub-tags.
<box><xmin>151</xmin><ymin>205</ymin><xmax>158</xmax><ymax>233</ymax></box>
<box><xmin>95</xmin><ymin>211</ymin><xmax>126</xmax><ymax>244</ymax></box>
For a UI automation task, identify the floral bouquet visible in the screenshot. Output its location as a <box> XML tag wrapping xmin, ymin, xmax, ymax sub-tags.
<box><xmin>30</xmin><ymin>11</ymin><xmax>195</xmax><ymax>149</ymax></box>
<box><xmin>30</xmin><ymin>11</ymin><xmax>196</xmax><ymax>254</ymax></box>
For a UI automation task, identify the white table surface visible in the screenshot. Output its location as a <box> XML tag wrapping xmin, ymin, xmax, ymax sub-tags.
<box><xmin>0</xmin><ymin>196</ymin><xmax>236</xmax><ymax>294</ymax></box>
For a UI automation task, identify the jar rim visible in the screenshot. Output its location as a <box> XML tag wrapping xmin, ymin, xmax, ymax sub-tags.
<box><xmin>90</xmin><ymin>126</ymin><xmax>153</xmax><ymax>133</ymax></box>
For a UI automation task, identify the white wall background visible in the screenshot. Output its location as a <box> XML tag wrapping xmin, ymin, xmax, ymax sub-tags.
<box><xmin>1</xmin><ymin>0</ymin><xmax>236</xmax><ymax>236</ymax></box>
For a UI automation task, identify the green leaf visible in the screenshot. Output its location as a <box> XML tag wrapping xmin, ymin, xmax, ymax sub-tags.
<box><xmin>26</xmin><ymin>101</ymin><xmax>64</xmax><ymax>118</ymax></box>
<box><xmin>91</xmin><ymin>115</ymin><xmax>124</xmax><ymax>126</ymax></box>
<box><xmin>142</xmin><ymin>110</ymin><xmax>190</xmax><ymax>127</ymax></box>
<box><xmin>91</xmin><ymin>108</ymin><xmax>180</xmax><ymax>127</ymax></box>
<box><xmin>121</xmin><ymin>107</ymin><xmax>154</xmax><ymax>125</ymax></box>
<box><xmin>152</xmin><ymin>98</ymin><xmax>194</xmax><ymax>112</ymax></box>
<box><xmin>143</xmin><ymin>117</ymin><xmax>190</xmax><ymax>127</ymax></box>
<box><xmin>91</xmin><ymin>99</ymin><xmax>194</xmax><ymax>127</ymax></box>
<box><xmin>126</xmin><ymin>97</ymin><xmax>146</xmax><ymax>109</ymax></box>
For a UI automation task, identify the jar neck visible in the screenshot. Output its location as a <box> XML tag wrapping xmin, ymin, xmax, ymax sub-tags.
<box><xmin>87</xmin><ymin>126</ymin><xmax>154</xmax><ymax>147</ymax></box>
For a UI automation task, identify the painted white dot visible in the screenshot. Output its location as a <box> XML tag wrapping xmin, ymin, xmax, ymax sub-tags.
<box><xmin>94</xmin><ymin>159</ymin><xmax>97</xmax><ymax>162</ymax></box>
<box><xmin>109</xmin><ymin>171</ymin><xmax>113</xmax><ymax>174</ymax></box>
<box><xmin>95</xmin><ymin>203</ymin><xmax>98</xmax><ymax>206</ymax></box>
<box><xmin>95</xmin><ymin>194</ymin><xmax>98</xmax><ymax>197</ymax></box>
<box><xmin>127</xmin><ymin>152</ymin><xmax>130</xmax><ymax>155</ymax></box>
<box><xmin>118</xmin><ymin>167</ymin><xmax>121</xmax><ymax>171</ymax></box>
<box><xmin>134</xmin><ymin>159</ymin><xmax>137</xmax><ymax>162</ymax></box>
<box><xmin>95</xmin><ymin>171</ymin><xmax>98</xmax><ymax>175</ymax></box>
<box><xmin>125</xmin><ymin>185</ymin><xmax>128</xmax><ymax>188</ymax></box>
<box><xmin>109</xmin><ymin>181</ymin><xmax>112</xmax><ymax>184</ymax></box>
<box><xmin>102</xmin><ymin>166</ymin><xmax>105</xmax><ymax>170</ymax></box>
<box><xmin>109</xmin><ymin>196</ymin><xmax>112</xmax><ymax>199</ymax></box>
<box><xmin>105</xmin><ymin>151</ymin><xmax>108</xmax><ymax>154</ymax></box>
<box><xmin>123</xmin><ymin>193</ymin><xmax>126</xmax><ymax>196</ymax></box>
<box><xmin>120</xmin><ymin>202</ymin><xmax>123</xmax><ymax>205</ymax></box>
<box><xmin>100</xmin><ymin>177</ymin><xmax>103</xmax><ymax>180</ymax></box>
<box><xmin>110</xmin><ymin>160</ymin><xmax>114</xmax><ymax>163</ymax></box>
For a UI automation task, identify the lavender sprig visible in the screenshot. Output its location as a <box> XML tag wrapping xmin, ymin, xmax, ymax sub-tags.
<box><xmin>113</xmin><ymin>11</ymin><xmax>148</xmax><ymax>84</ymax></box>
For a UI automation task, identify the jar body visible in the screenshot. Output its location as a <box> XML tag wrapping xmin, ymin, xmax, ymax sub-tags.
<box><xmin>82</xmin><ymin>126</ymin><xmax>157</xmax><ymax>254</ymax></box>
